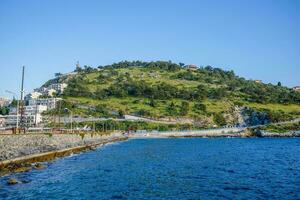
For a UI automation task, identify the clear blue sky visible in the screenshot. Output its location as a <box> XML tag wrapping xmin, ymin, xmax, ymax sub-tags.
<box><xmin>1</xmin><ymin>0</ymin><xmax>299</xmax><ymax>98</ymax></box>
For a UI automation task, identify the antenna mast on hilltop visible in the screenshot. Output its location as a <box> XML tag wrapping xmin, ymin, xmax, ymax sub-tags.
<box><xmin>19</xmin><ymin>66</ymin><xmax>25</xmax><ymax>132</ymax></box>
<box><xmin>76</xmin><ymin>61</ymin><xmax>81</xmax><ymax>71</ymax></box>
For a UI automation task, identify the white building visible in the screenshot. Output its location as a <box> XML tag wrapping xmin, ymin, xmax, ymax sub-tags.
<box><xmin>5</xmin><ymin>114</ymin><xmax>43</xmax><ymax>127</ymax></box>
<box><xmin>48</xmin><ymin>83</ymin><xmax>68</xmax><ymax>94</ymax></box>
<box><xmin>187</xmin><ymin>64</ymin><xmax>198</xmax><ymax>71</ymax></box>
<box><xmin>25</xmin><ymin>92</ymin><xmax>42</xmax><ymax>101</ymax></box>
<box><xmin>24</xmin><ymin>105</ymin><xmax>47</xmax><ymax>115</ymax></box>
<box><xmin>0</xmin><ymin>97</ymin><xmax>11</xmax><ymax>107</ymax></box>
<box><xmin>33</xmin><ymin>83</ymin><xmax>67</xmax><ymax>97</ymax></box>
<box><xmin>47</xmin><ymin>89</ymin><xmax>57</xmax><ymax>97</ymax></box>
<box><xmin>293</xmin><ymin>86</ymin><xmax>300</xmax><ymax>92</ymax></box>
<box><xmin>28</xmin><ymin>98</ymin><xmax>61</xmax><ymax>110</ymax></box>
<box><xmin>0</xmin><ymin>115</ymin><xmax>5</xmax><ymax>127</ymax></box>
<box><xmin>34</xmin><ymin>87</ymin><xmax>48</xmax><ymax>93</ymax></box>
<box><xmin>5</xmin><ymin>104</ymin><xmax>47</xmax><ymax>127</ymax></box>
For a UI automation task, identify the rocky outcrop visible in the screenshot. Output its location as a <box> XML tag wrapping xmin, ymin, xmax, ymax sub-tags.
<box><xmin>241</xmin><ymin>107</ymin><xmax>270</xmax><ymax>126</ymax></box>
<box><xmin>7</xmin><ymin>178</ymin><xmax>20</xmax><ymax>185</ymax></box>
<box><xmin>241</xmin><ymin>128</ymin><xmax>262</xmax><ymax>137</ymax></box>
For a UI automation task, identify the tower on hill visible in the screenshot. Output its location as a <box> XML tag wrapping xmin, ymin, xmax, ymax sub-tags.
<box><xmin>75</xmin><ymin>61</ymin><xmax>81</xmax><ymax>72</ymax></box>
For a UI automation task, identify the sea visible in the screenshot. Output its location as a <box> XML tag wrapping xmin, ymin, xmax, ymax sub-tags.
<box><xmin>1</xmin><ymin>138</ymin><xmax>299</xmax><ymax>200</ymax></box>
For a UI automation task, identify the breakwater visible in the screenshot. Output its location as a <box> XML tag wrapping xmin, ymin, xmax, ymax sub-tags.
<box><xmin>0</xmin><ymin>132</ymin><xmax>127</xmax><ymax>174</ymax></box>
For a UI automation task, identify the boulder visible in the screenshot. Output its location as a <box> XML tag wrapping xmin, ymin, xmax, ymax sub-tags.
<box><xmin>7</xmin><ymin>178</ymin><xmax>20</xmax><ymax>185</ymax></box>
<box><xmin>13</xmin><ymin>167</ymin><xmax>31</xmax><ymax>173</ymax></box>
<box><xmin>241</xmin><ymin>128</ymin><xmax>262</xmax><ymax>137</ymax></box>
<box><xmin>33</xmin><ymin>163</ymin><xmax>45</xmax><ymax>170</ymax></box>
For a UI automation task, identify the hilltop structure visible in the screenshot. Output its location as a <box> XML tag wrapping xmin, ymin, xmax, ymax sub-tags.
<box><xmin>187</xmin><ymin>64</ymin><xmax>198</xmax><ymax>71</ymax></box>
<box><xmin>293</xmin><ymin>86</ymin><xmax>300</xmax><ymax>92</ymax></box>
<box><xmin>75</xmin><ymin>61</ymin><xmax>81</xmax><ymax>71</ymax></box>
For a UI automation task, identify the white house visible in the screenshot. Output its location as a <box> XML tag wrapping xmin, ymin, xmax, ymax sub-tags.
<box><xmin>186</xmin><ymin>64</ymin><xmax>198</xmax><ymax>71</ymax></box>
<box><xmin>24</xmin><ymin>105</ymin><xmax>47</xmax><ymax>115</ymax></box>
<box><xmin>25</xmin><ymin>92</ymin><xmax>42</xmax><ymax>101</ymax></box>
<box><xmin>28</xmin><ymin>98</ymin><xmax>62</xmax><ymax>110</ymax></box>
<box><xmin>5</xmin><ymin>114</ymin><xmax>43</xmax><ymax>127</ymax></box>
<box><xmin>48</xmin><ymin>83</ymin><xmax>68</xmax><ymax>94</ymax></box>
<box><xmin>293</xmin><ymin>86</ymin><xmax>300</xmax><ymax>92</ymax></box>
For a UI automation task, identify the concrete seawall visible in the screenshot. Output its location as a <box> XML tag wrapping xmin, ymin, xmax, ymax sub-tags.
<box><xmin>0</xmin><ymin>133</ymin><xmax>126</xmax><ymax>162</ymax></box>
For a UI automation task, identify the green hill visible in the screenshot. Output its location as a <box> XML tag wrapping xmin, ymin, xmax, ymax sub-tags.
<box><xmin>49</xmin><ymin>61</ymin><xmax>300</xmax><ymax>127</ymax></box>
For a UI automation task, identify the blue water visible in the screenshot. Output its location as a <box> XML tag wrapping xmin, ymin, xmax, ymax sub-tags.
<box><xmin>1</xmin><ymin>138</ymin><xmax>300</xmax><ymax>200</ymax></box>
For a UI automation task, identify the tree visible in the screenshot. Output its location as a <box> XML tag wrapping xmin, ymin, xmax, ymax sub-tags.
<box><xmin>277</xmin><ymin>82</ymin><xmax>282</xmax><ymax>87</ymax></box>
<box><xmin>83</xmin><ymin>65</ymin><xmax>95</xmax><ymax>73</ymax></box>
<box><xmin>193</xmin><ymin>103</ymin><xmax>206</xmax><ymax>112</ymax></box>
<box><xmin>95</xmin><ymin>104</ymin><xmax>109</xmax><ymax>117</ymax></box>
<box><xmin>180</xmin><ymin>101</ymin><xmax>189</xmax><ymax>116</ymax></box>
<box><xmin>166</xmin><ymin>102</ymin><xmax>178</xmax><ymax>116</ymax></box>
<box><xmin>55</xmin><ymin>72</ymin><xmax>62</xmax><ymax>77</ymax></box>
<box><xmin>118</xmin><ymin>109</ymin><xmax>125</xmax><ymax>118</ymax></box>
<box><xmin>209</xmin><ymin>88</ymin><xmax>226</xmax><ymax>99</ymax></box>
<box><xmin>196</xmin><ymin>84</ymin><xmax>208</xmax><ymax>100</ymax></box>
<box><xmin>149</xmin><ymin>98</ymin><xmax>156</xmax><ymax>107</ymax></box>
<box><xmin>0</xmin><ymin>106</ymin><xmax>9</xmax><ymax>115</ymax></box>
<box><xmin>10</xmin><ymin>98</ymin><xmax>18</xmax><ymax>107</ymax></box>
<box><xmin>179</xmin><ymin>62</ymin><xmax>185</xmax><ymax>67</ymax></box>
<box><xmin>213</xmin><ymin>113</ymin><xmax>226</xmax><ymax>126</ymax></box>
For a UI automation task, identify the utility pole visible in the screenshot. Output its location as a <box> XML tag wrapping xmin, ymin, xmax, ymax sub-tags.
<box><xmin>58</xmin><ymin>100</ymin><xmax>61</xmax><ymax>132</ymax></box>
<box><xmin>20</xmin><ymin>66</ymin><xmax>25</xmax><ymax>133</ymax></box>
<box><xmin>35</xmin><ymin>101</ymin><xmax>38</xmax><ymax>126</ymax></box>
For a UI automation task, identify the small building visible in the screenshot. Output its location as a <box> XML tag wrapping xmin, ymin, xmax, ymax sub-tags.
<box><xmin>254</xmin><ymin>80</ymin><xmax>262</xmax><ymax>84</ymax></box>
<box><xmin>24</xmin><ymin>105</ymin><xmax>47</xmax><ymax>115</ymax></box>
<box><xmin>0</xmin><ymin>115</ymin><xmax>6</xmax><ymax>127</ymax></box>
<box><xmin>46</xmin><ymin>89</ymin><xmax>57</xmax><ymax>97</ymax></box>
<box><xmin>186</xmin><ymin>64</ymin><xmax>198</xmax><ymax>71</ymax></box>
<box><xmin>25</xmin><ymin>92</ymin><xmax>42</xmax><ymax>101</ymax></box>
<box><xmin>28</xmin><ymin>98</ymin><xmax>62</xmax><ymax>110</ymax></box>
<box><xmin>4</xmin><ymin>114</ymin><xmax>43</xmax><ymax>127</ymax></box>
<box><xmin>293</xmin><ymin>86</ymin><xmax>300</xmax><ymax>92</ymax></box>
<box><xmin>0</xmin><ymin>97</ymin><xmax>11</xmax><ymax>107</ymax></box>
<box><xmin>34</xmin><ymin>87</ymin><xmax>48</xmax><ymax>93</ymax></box>
<box><xmin>47</xmin><ymin>83</ymin><xmax>68</xmax><ymax>94</ymax></box>
<box><xmin>34</xmin><ymin>83</ymin><xmax>67</xmax><ymax>97</ymax></box>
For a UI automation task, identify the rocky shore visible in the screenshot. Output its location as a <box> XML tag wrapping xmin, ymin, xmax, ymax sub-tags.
<box><xmin>260</xmin><ymin>130</ymin><xmax>300</xmax><ymax>137</ymax></box>
<box><xmin>130</xmin><ymin>128</ymin><xmax>300</xmax><ymax>138</ymax></box>
<box><xmin>0</xmin><ymin>132</ymin><xmax>126</xmax><ymax>162</ymax></box>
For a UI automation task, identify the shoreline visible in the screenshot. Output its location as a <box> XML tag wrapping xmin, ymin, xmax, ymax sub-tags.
<box><xmin>1</xmin><ymin>129</ymin><xmax>299</xmax><ymax>177</ymax></box>
<box><xmin>129</xmin><ymin>129</ymin><xmax>300</xmax><ymax>138</ymax></box>
<box><xmin>0</xmin><ymin>134</ymin><xmax>127</xmax><ymax>176</ymax></box>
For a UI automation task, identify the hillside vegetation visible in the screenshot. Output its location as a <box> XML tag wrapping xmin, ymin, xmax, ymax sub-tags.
<box><xmin>50</xmin><ymin>61</ymin><xmax>300</xmax><ymax>127</ymax></box>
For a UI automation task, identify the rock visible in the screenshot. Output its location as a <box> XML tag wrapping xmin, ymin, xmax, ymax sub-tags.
<box><xmin>33</xmin><ymin>163</ymin><xmax>45</xmax><ymax>170</ymax></box>
<box><xmin>0</xmin><ymin>169</ymin><xmax>10</xmax><ymax>176</ymax></box>
<box><xmin>13</xmin><ymin>167</ymin><xmax>31</xmax><ymax>173</ymax></box>
<box><xmin>241</xmin><ymin>128</ymin><xmax>262</xmax><ymax>137</ymax></box>
<box><xmin>7</xmin><ymin>178</ymin><xmax>20</xmax><ymax>185</ymax></box>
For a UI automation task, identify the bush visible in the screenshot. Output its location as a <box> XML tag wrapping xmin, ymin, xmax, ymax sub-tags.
<box><xmin>213</xmin><ymin>113</ymin><xmax>227</xmax><ymax>126</ymax></box>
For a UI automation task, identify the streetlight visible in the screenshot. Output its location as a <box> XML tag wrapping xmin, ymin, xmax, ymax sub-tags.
<box><xmin>64</xmin><ymin>108</ymin><xmax>73</xmax><ymax>133</ymax></box>
<box><xmin>5</xmin><ymin>90</ymin><xmax>19</xmax><ymax>130</ymax></box>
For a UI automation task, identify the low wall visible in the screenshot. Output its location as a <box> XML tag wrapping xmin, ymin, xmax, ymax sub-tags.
<box><xmin>0</xmin><ymin>132</ymin><xmax>124</xmax><ymax>162</ymax></box>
